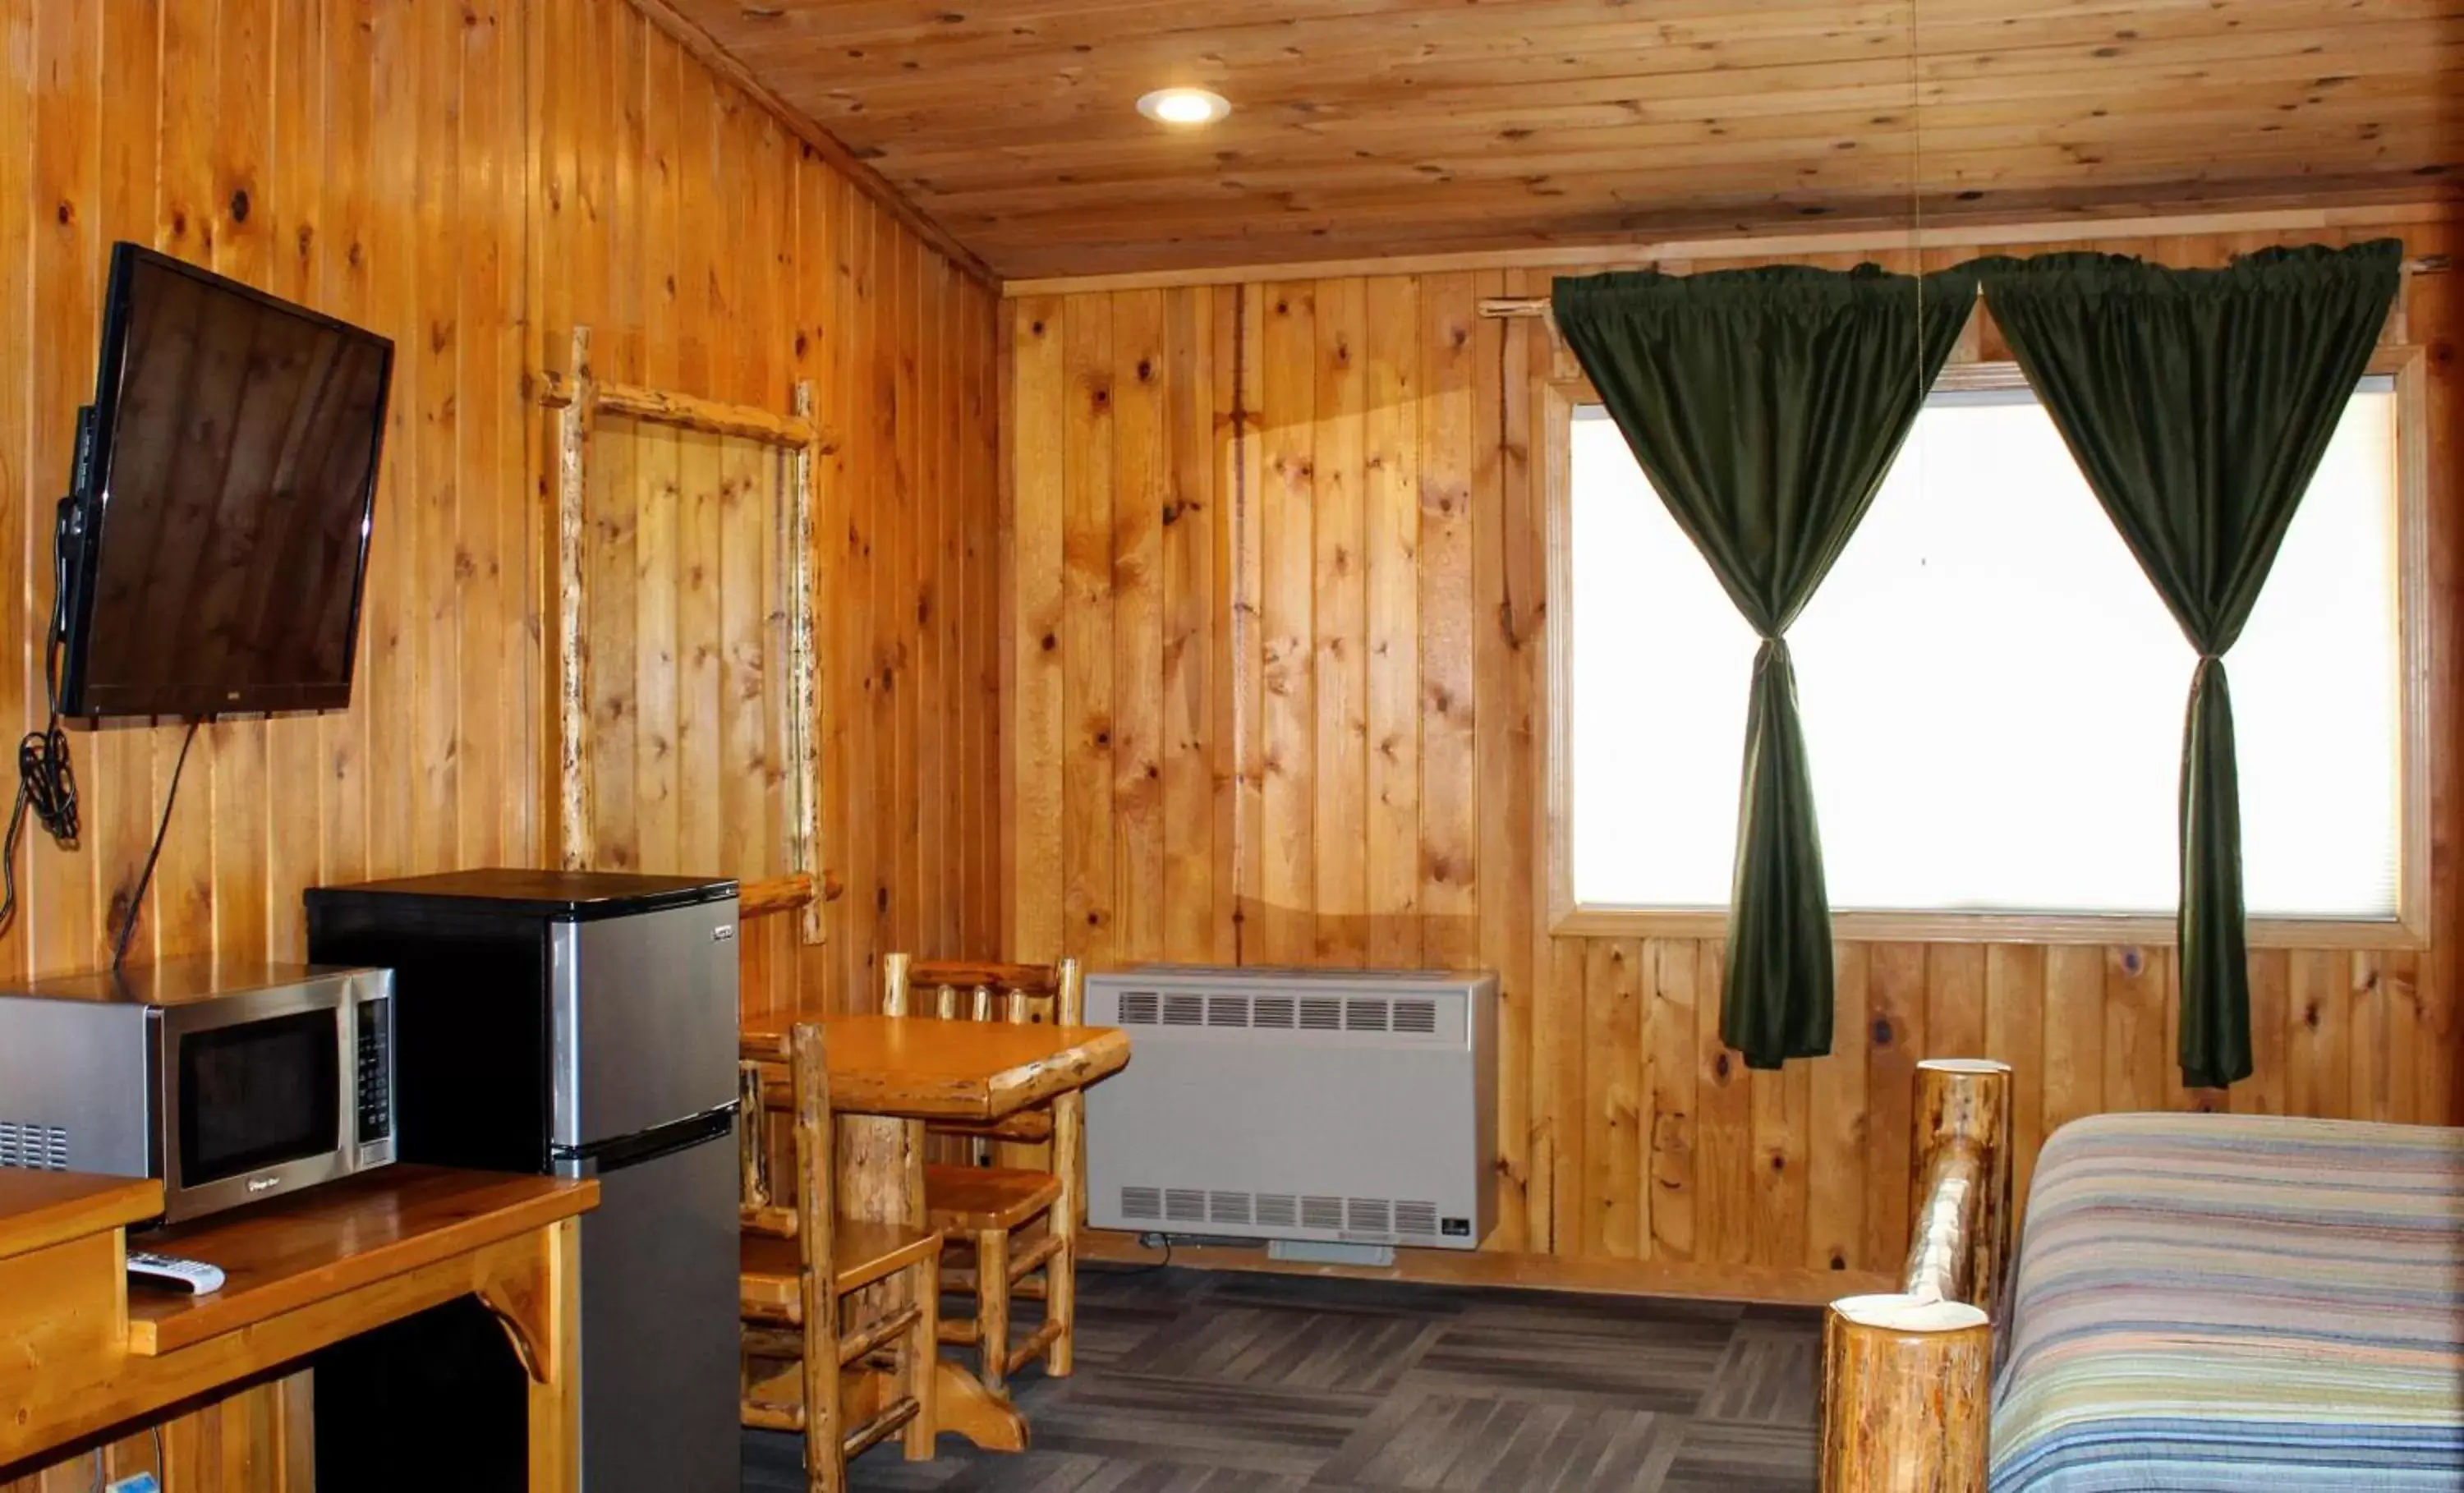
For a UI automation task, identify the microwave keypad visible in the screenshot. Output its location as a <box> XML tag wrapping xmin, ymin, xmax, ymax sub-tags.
<box><xmin>356</xmin><ymin>999</ymin><xmax>393</xmax><ymax>1145</ymax></box>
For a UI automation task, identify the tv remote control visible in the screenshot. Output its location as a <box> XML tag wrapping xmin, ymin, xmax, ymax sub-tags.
<box><xmin>127</xmin><ymin>1251</ymin><xmax>226</xmax><ymax>1295</ymax></box>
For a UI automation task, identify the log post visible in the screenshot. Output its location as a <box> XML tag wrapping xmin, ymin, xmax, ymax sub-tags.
<box><xmin>1818</xmin><ymin>1058</ymin><xmax>2014</xmax><ymax>1493</ymax></box>
<box><xmin>1911</xmin><ymin>1059</ymin><xmax>2013</xmax><ymax>1319</ymax></box>
<box><xmin>1820</xmin><ymin>1293</ymin><xmax>1993</xmax><ymax>1493</ymax></box>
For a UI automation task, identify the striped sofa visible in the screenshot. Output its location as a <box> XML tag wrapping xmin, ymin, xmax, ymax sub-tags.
<box><xmin>1988</xmin><ymin>1112</ymin><xmax>2464</xmax><ymax>1491</ymax></box>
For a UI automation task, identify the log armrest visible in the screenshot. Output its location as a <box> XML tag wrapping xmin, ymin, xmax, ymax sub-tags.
<box><xmin>1818</xmin><ymin>1058</ymin><xmax>2014</xmax><ymax>1493</ymax></box>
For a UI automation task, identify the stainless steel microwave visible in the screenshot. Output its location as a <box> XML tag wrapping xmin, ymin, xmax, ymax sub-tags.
<box><xmin>0</xmin><ymin>959</ymin><xmax>393</xmax><ymax>1223</ymax></box>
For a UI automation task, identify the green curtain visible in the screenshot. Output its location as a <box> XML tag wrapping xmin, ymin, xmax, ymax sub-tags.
<box><xmin>1553</xmin><ymin>264</ymin><xmax>1978</xmax><ymax>1068</ymax></box>
<box><xmin>1974</xmin><ymin>241</ymin><xmax>2402</xmax><ymax>1088</ymax></box>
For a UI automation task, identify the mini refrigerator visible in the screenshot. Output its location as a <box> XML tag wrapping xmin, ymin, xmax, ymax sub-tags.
<box><xmin>306</xmin><ymin>870</ymin><xmax>742</xmax><ymax>1493</ymax></box>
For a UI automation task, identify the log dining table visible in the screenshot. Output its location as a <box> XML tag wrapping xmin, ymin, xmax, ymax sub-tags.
<box><xmin>738</xmin><ymin>1009</ymin><xmax>1131</xmax><ymax>1454</ymax></box>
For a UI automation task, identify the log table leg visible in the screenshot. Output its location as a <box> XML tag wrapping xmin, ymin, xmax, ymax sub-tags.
<box><xmin>835</xmin><ymin>1111</ymin><xmax>1032</xmax><ymax>1455</ymax></box>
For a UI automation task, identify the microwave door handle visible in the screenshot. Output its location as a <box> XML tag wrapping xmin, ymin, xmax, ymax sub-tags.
<box><xmin>338</xmin><ymin>999</ymin><xmax>356</xmax><ymax>1149</ymax></box>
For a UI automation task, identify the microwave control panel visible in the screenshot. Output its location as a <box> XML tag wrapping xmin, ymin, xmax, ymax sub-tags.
<box><xmin>356</xmin><ymin>995</ymin><xmax>394</xmax><ymax>1151</ymax></box>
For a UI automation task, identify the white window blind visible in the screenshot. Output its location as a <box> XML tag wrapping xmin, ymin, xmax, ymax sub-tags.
<box><xmin>1568</xmin><ymin>378</ymin><xmax>2402</xmax><ymax>921</ymax></box>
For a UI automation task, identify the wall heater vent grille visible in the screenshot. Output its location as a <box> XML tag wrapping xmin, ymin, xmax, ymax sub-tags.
<box><xmin>1118</xmin><ymin>1187</ymin><xmax>1445</xmax><ymax>1240</ymax></box>
<box><xmin>1114</xmin><ymin>988</ymin><xmax>1459</xmax><ymax>1043</ymax></box>
<box><xmin>1090</xmin><ymin>966</ymin><xmax>1497</xmax><ymax>1251</ymax></box>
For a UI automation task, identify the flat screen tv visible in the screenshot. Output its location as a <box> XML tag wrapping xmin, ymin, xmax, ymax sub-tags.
<box><xmin>55</xmin><ymin>243</ymin><xmax>393</xmax><ymax>719</ymax></box>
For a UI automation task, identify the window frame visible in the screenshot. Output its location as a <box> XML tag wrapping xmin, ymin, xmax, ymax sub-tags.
<box><xmin>1542</xmin><ymin>345</ymin><xmax>2432</xmax><ymax>949</ymax></box>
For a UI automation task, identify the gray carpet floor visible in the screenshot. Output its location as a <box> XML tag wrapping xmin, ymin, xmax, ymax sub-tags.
<box><xmin>744</xmin><ymin>1263</ymin><xmax>1822</xmax><ymax>1492</ymax></box>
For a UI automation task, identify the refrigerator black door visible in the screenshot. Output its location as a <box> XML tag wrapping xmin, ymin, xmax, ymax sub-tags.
<box><xmin>580</xmin><ymin>1125</ymin><xmax>741</xmax><ymax>1493</ymax></box>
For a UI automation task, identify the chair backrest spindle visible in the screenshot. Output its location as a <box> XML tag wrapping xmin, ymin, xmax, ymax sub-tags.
<box><xmin>882</xmin><ymin>950</ymin><xmax>1080</xmax><ymax>1028</ymax></box>
<box><xmin>738</xmin><ymin>1059</ymin><xmax>772</xmax><ymax>1213</ymax></box>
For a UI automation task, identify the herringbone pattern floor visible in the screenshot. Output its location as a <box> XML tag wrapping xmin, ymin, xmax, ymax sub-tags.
<box><xmin>743</xmin><ymin>1264</ymin><xmax>1822</xmax><ymax>1492</ymax></box>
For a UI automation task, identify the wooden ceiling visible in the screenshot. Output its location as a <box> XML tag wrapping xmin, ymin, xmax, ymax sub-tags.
<box><xmin>659</xmin><ymin>0</ymin><xmax>2462</xmax><ymax>280</ymax></box>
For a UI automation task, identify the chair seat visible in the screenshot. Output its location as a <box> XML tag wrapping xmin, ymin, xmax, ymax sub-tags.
<box><xmin>922</xmin><ymin>1164</ymin><xmax>1064</xmax><ymax>1231</ymax></box>
<box><xmin>741</xmin><ymin>1219</ymin><xmax>943</xmax><ymax>1320</ymax></box>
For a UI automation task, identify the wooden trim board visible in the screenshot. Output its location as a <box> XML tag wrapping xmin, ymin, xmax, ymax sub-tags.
<box><xmin>1079</xmin><ymin>1229</ymin><xmax>1892</xmax><ymax>1308</ymax></box>
<box><xmin>1004</xmin><ymin>202</ymin><xmax>2456</xmax><ymax>297</ymax></box>
<box><xmin>1483</xmin><ymin>253</ymin><xmax>2452</xmax><ymax>319</ymax></box>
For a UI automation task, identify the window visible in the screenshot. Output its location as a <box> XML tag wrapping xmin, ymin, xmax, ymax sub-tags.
<box><xmin>1556</xmin><ymin>362</ymin><xmax>2424</xmax><ymax>941</ymax></box>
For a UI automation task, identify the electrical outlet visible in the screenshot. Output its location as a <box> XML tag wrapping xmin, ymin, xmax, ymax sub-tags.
<box><xmin>106</xmin><ymin>1473</ymin><xmax>161</xmax><ymax>1493</ymax></box>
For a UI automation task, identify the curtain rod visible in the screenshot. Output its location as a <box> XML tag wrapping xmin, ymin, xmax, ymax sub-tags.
<box><xmin>1478</xmin><ymin>251</ymin><xmax>2450</xmax><ymax>318</ymax></box>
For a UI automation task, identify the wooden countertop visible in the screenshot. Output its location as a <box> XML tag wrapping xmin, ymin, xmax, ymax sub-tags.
<box><xmin>0</xmin><ymin>1170</ymin><xmax>162</xmax><ymax>1261</ymax></box>
<box><xmin>2</xmin><ymin>1165</ymin><xmax>595</xmax><ymax>1481</ymax></box>
<box><xmin>126</xmin><ymin>1165</ymin><xmax>596</xmax><ymax>1356</ymax></box>
<box><xmin>738</xmin><ymin>1013</ymin><xmax>1131</xmax><ymax>1120</ymax></box>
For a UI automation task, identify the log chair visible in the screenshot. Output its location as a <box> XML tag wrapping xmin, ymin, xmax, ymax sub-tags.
<box><xmin>881</xmin><ymin>952</ymin><xmax>1086</xmax><ymax>1393</ymax></box>
<box><xmin>1818</xmin><ymin>1058</ymin><xmax>2015</xmax><ymax>1493</ymax></box>
<box><xmin>738</xmin><ymin>1021</ymin><xmax>945</xmax><ymax>1489</ymax></box>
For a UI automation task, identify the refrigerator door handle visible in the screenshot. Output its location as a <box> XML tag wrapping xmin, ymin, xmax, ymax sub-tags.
<box><xmin>550</xmin><ymin>1100</ymin><xmax>738</xmax><ymax>1175</ymax></box>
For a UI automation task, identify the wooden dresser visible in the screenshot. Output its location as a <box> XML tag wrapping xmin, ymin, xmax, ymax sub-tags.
<box><xmin>0</xmin><ymin>1166</ymin><xmax>595</xmax><ymax>1491</ymax></box>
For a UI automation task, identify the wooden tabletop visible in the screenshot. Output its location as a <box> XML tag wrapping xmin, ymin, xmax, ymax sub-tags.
<box><xmin>129</xmin><ymin>1165</ymin><xmax>598</xmax><ymax>1356</ymax></box>
<box><xmin>0</xmin><ymin>1170</ymin><xmax>163</xmax><ymax>1262</ymax></box>
<box><xmin>738</xmin><ymin>1013</ymin><xmax>1131</xmax><ymax>1122</ymax></box>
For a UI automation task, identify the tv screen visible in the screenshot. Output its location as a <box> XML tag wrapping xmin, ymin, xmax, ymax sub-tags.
<box><xmin>57</xmin><ymin>243</ymin><xmax>393</xmax><ymax>719</ymax></box>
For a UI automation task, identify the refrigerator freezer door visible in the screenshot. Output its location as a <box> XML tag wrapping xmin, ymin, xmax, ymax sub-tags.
<box><xmin>549</xmin><ymin>897</ymin><xmax>739</xmax><ymax>1148</ymax></box>
<box><xmin>579</xmin><ymin>1128</ymin><xmax>742</xmax><ymax>1493</ymax></box>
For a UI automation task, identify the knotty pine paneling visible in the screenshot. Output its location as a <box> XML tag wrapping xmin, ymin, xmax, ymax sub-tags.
<box><xmin>527</xmin><ymin>2</ymin><xmax>1004</xmax><ymax>1024</ymax></box>
<box><xmin>0</xmin><ymin>0</ymin><xmax>997</xmax><ymax>1005</ymax></box>
<box><xmin>1</xmin><ymin>0</ymin><xmax>997</xmax><ymax>1484</ymax></box>
<box><xmin>1003</xmin><ymin>214</ymin><xmax>2462</xmax><ymax>1291</ymax></box>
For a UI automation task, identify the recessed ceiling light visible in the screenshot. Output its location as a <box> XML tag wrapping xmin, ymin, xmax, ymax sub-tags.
<box><xmin>1137</xmin><ymin>87</ymin><xmax>1231</xmax><ymax>127</ymax></box>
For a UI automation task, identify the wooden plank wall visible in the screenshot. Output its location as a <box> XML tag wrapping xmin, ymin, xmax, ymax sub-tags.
<box><xmin>1004</xmin><ymin>214</ymin><xmax>2462</xmax><ymax>1294</ymax></box>
<box><xmin>528</xmin><ymin>5</ymin><xmax>1004</xmax><ymax>1022</ymax></box>
<box><xmin>0</xmin><ymin>0</ymin><xmax>998</xmax><ymax>1012</ymax></box>
<box><xmin>0</xmin><ymin>0</ymin><xmax>997</xmax><ymax>1485</ymax></box>
<box><xmin>580</xmin><ymin>417</ymin><xmax>799</xmax><ymax>884</ymax></box>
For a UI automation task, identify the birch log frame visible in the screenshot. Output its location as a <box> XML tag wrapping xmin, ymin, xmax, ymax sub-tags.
<box><xmin>1818</xmin><ymin>1058</ymin><xmax>2014</xmax><ymax>1493</ymax></box>
<box><xmin>539</xmin><ymin>328</ymin><xmax>826</xmax><ymax>942</ymax></box>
